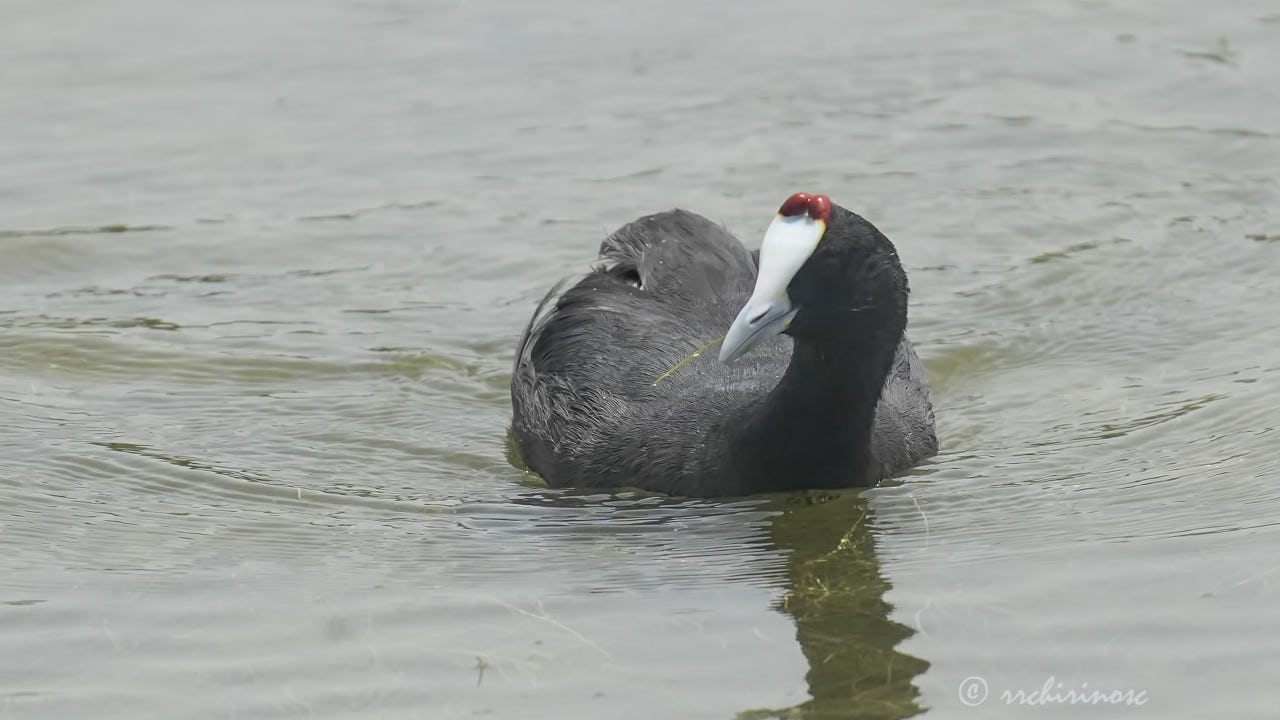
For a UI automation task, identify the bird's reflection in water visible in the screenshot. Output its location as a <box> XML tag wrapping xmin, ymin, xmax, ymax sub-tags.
<box><xmin>505</xmin><ymin>478</ymin><xmax>928</xmax><ymax>718</ymax></box>
<box><xmin>743</xmin><ymin>491</ymin><xmax>928</xmax><ymax>720</ymax></box>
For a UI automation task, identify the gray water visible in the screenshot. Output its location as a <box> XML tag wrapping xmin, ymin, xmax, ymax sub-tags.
<box><xmin>4</xmin><ymin>1</ymin><xmax>1280</xmax><ymax>718</ymax></box>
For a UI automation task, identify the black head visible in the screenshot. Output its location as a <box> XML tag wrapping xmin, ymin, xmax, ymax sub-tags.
<box><xmin>719</xmin><ymin>193</ymin><xmax>909</xmax><ymax>363</ymax></box>
<box><xmin>785</xmin><ymin>202</ymin><xmax>909</xmax><ymax>344</ymax></box>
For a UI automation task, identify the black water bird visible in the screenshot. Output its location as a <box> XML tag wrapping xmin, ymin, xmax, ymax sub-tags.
<box><xmin>511</xmin><ymin>193</ymin><xmax>936</xmax><ymax>496</ymax></box>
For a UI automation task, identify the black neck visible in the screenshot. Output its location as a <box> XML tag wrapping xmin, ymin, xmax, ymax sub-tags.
<box><xmin>732</xmin><ymin>325</ymin><xmax>900</xmax><ymax>493</ymax></box>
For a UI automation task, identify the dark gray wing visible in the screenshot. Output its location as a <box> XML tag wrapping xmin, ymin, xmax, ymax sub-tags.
<box><xmin>871</xmin><ymin>336</ymin><xmax>938</xmax><ymax>477</ymax></box>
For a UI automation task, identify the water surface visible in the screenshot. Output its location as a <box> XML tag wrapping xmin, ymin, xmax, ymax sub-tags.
<box><xmin>3</xmin><ymin>0</ymin><xmax>1280</xmax><ymax>718</ymax></box>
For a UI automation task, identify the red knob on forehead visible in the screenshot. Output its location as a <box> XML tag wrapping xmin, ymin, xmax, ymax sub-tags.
<box><xmin>808</xmin><ymin>194</ymin><xmax>831</xmax><ymax>222</ymax></box>
<box><xmin>778</xmin><ymin>192</ymin><xmax>811</xmax><ymax>217</ymax></box>
<box><xmin>777</xmin><ymin>192</ymin><xmax>832</xmax><ymax>222</ymax></box>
